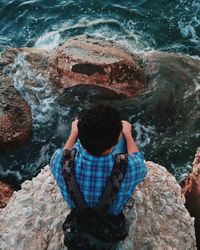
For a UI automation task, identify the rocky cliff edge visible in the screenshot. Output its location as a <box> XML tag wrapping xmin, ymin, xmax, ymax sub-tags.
<box><xmin>0</xmin><ymin>161</ymin><xmax>196</xmax><ymax>250</ymax></box>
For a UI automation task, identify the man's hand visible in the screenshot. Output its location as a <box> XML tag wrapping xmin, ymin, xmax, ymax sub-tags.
<box><xmin>122</xmin><ymin>120</ymin><xmax>132</xmax><ymax>137</ymax></box>
<box><xmin>70</xmin><ymin>118</ymin><xmax>78</xmax><ymax>139</ymax></box>
<box><xmin>64</xmin><ymin>118</ymin><xmax>79</xmax><ymax>150</ymax></box>
<box><xmin>121</xmin><ymin>120</ymin><xmax>139</xmax><ymax>154</ymax></box>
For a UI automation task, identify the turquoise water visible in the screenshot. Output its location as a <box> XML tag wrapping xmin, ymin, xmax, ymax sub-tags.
<box><xmin>0</xmin><ymin>0</ymin><xmax>200</xmax><ymax>188</ymax></box>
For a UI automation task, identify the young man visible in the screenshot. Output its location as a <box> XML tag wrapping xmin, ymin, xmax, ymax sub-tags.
<box><xmin>50</xmin><ymin>104</ymin><xmax>147</xmax><ymax>216</ymax></box>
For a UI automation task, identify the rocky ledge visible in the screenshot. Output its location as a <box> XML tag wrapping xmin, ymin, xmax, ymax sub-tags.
<box><xmin>0</xmin><ymin>161</ymin><xmax>196</xmax><ymax>250</ymax></box>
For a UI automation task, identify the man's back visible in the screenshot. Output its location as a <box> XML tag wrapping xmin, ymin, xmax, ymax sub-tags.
<box><xmin>50</xmin><ymin>139</ymin><xmax>147</xmax><ymax>215</ymax></box>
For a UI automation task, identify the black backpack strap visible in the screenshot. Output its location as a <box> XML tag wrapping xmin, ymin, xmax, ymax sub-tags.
<box><xmin>62</xmin><ymin>148</ymin><xmax>88</xmax><ymax>209</ymax></box>
<box><xmin>95</xmin><ymin>153</ymin><xmax>128</xmax><ymax>214</ymax></box>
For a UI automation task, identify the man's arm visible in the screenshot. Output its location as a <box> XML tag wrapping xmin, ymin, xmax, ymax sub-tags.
<box><xmin>64</xmin><ymin>118</ymin><xmax>78</xmax><ymax>150</ymax></box>
<box><xmin>122</xmin><ymin>120</ymin><xmax>139</xmax><ymax>154</ymax></box>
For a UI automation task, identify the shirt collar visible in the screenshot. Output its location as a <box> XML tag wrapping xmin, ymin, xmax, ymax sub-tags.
<box><xmin>76</xmin><ymin>139</ymin><xmax>113</xmax><ymax>162</ymax></box>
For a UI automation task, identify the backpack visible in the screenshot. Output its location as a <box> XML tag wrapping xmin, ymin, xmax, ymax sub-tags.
<box><xmin>62</xmin><ymin>148</ymin><xmax>129</xmax><ymax>250</ymax></box>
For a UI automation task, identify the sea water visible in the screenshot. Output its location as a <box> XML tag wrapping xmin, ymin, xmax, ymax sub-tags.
<box><xmin>0</xmin><ymin>0</ymin><xmax>199</xmax><ymax>188</ymax></box>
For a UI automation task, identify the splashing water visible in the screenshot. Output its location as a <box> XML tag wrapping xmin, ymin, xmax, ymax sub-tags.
<box><xmin>5</xmin><ymin>53</ymin><xmax>57</xmax><ymax>128</ymax></box>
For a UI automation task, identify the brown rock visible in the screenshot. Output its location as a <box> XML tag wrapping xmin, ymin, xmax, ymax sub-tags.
<box><xmin>48</xmin><ymin>36</ymin><xmax>145</xmax><ymax>97</ymax></box>
<box><xmin>0</xmin><ymin>73</ymin><xmax>32</xmax><ymax>151</ymax></box>
<box><xmin>0</xmin><ymin>47</ymin><xmax>49</xmax><ymax>151</ymax></box>
<box><xmin>0</xmin><ymin>181</ymin><xmax>13</xmax><ymax>208</ymax></box>
<box><xmin>180</xmin><ymin>148</ymin><xmax>200</xmax><ymax>249</ymax></box>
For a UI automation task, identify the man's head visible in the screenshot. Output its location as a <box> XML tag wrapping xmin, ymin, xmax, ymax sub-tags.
<box><xmin>78</xmin><ymin>104</ymin><xmax>122</xmax><ymax>156</ymax></box>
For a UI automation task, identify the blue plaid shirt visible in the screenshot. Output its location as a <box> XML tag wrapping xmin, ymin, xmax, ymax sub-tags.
<box><xmin>50</xmin><ymin>140</ymin><xmax>147</xmax><ymax>215</ymax></box>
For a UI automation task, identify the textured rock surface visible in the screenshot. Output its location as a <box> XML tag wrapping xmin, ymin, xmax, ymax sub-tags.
<box><xmin>0</xmin><ymin>181</ymin><xmax>13</xmax><ymax>208</ymax></box>
<box><xmin>48</xmin><ymin>35</ymin><xmax>145</xmax><ymax>97</ymax></box>
<box><xmin>0</xmin><ymin>163</ymin><xmax>196</xmax><ymax>250</ymax></box>
<box><xmin>181</xmin><ymin>148</ymin><xmax>200</xmax><ymax>249</ymax></box>
<box><xmin>0</xmin><ymin>72</ymin><xmax>32</xmax><ymax>151</ymax></box>
<box><xmin>0</xmin><ymin>37</ymin><xmax>144</xmax><ymax>151</ymax></box>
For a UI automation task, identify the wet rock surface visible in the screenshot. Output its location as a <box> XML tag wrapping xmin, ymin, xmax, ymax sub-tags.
<box><xmin>181</xmin><ymin>148</ymin><xmax>200</xmax><ymax>249</ymax></box>
<box><xmin>0</xmin><ymin>73</ymin><xmax>32</xmax><ymax>151</ymax></box>
<box><xmin>0</xmin><ymin>181</ymin><xmax>13</xmax><ymax>208</ymax></box>
<box><xmin>0</xmin><ymin>162</ymin><xmax>196</xmax><ymax>250</ymax></box>
<box><xmin>48</xmin><ymin>36</ymin><xmax>145</xmax><ymax>97</ymax></box>
<box><xmin>0</xmin><ymin>48</ymin><xmax>50</xmax><ymax>151</ymax></box>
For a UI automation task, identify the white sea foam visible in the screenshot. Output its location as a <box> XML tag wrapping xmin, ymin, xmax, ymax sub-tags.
<box><xmin>191</xmin><ymin>55</ymin><xmax>200</xmax><ymax>61</ymax></box>
<box><xmin>70</xmin><ymin>17</ymin><xmax>120</xmax><ymax>29</ymax></box>
<box><xmin>34</xmin><ymin>31</ymin><xmax>61</xmax><ymax>51</ymax></box>
<box><xmin>183</xmin><ymin>90</ymin><xmax>193</xmax><ymax>100</ymax></box>
<box><xmin>18</xmin><ymin>0</ymin><xmax>36</xmax><ymax>7</ymax></box>
<box><xmin>178</xmin><ymin>22</ymin><xmax>198</xmax><ymax>39</ymax></box>
<box><xmin>134</xmin><ymin>121</ymin><xmax>156</xmax><ymax>148</ymax></box>
<box><xmin>4</xmin><ymin>53</ymin><xmax>56</xmax><ymax>127</ymax></box>
<box><xmin>178</xmin><ymin>1</ymin><xmax>200</xmax><ymax>45</ymax></box>
<box><xmin>193</xmin><ymin>133</ymin><xmax>200</xmax><ymax>138</ymax></box>
<box><xmin>172</xmin><ymin>162</ymin><xmax>193</xmax><ymax>183</ymax></box>
<box><xmin>194</xmin><ymin>78</ymin><xmax>200</xmax><ymax>92</ymax></box>
<box><xmin>55</xmin><ymin>113</ymin><xmax>70</xmax><ymax>139</ymax></box>
<box><xmin>0</xmin><ymin>166</ymin><xmax>22</xmax><ymax>181</ymax></box>
<box><xmin>183</xmin><ymin>73</ymin><xmax>200</xmax><ymax>100</ymax></box>
<box><xmin>36</xmin><ymin>17</ymin><xmax>150</xmax><ymax>54</ymax></box>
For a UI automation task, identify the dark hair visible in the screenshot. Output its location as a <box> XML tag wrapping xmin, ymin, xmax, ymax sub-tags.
<box><xmin>78</xmin><ymin>104</ymin><xmax>122</xmax><ymax>156</ymax></box>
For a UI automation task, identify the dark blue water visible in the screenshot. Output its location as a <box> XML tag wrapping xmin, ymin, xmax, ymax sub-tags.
<box><xmin>0</xmin><ymin>0</ymin><xmax>200</xmax><ymax>188</ymax></box>
<box><xmin>0</xmin><ymin>0</ymin><xmax>199</xmax><ymax>55</ymax></box>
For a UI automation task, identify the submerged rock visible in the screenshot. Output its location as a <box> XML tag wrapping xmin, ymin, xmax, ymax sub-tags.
<box><xmin>0</xmin><ymin>181</ymin><xmax>13</xmax><ymax>208</ymax></box>
<box><xmin>0</xmin><ymin>162</ymin><xmax>196</xmax><ymax>250</ymax></box>
<box><xmin>144</xmin><ymin>51</ymin><xmax>200</xmax><ymax>127</ymax></box>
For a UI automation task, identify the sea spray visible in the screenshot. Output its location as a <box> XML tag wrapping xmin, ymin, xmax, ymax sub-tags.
<box><xmin>4</xmin><ymin>53</ymin><xmax>56</xmax><ymax>129</ymax></box>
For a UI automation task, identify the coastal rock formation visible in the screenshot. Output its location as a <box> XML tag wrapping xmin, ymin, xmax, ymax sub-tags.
<box><xmin>181</xmin><ymin>148</ymin><xmax>200</xmax><ymax>249</ymax></box>
<box><xmin>0</xmin><ymin>72</ymin><xmax>32</xmax><ymax>151</ymax></box>
<box><xmin>1</xmin><ymin>37</ymin><xmax>144</xmax><ymax>99</ymax></box>
<box><xmin>48</xmin><ymin>36</ymin><xmax>145</xmax><ymax>97</ymax></box>
<box><xmin>0</xmin><ymin>36</ymin><xmax>144</xmax><ymax>151</ymax></box>
<box><xmin>0</xmin><ymin>181</ymin><xmax>13</xmax><ymax>208</ymax></box>
<box><xmin>1</xmin><ymin>38</ymin><xmax>199</xmax><ymax>154</ymax></box>
<box><xmin>0</xmin><ymin>162</ymin><xmax>196</xmax><ymax>250</ymax></box>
